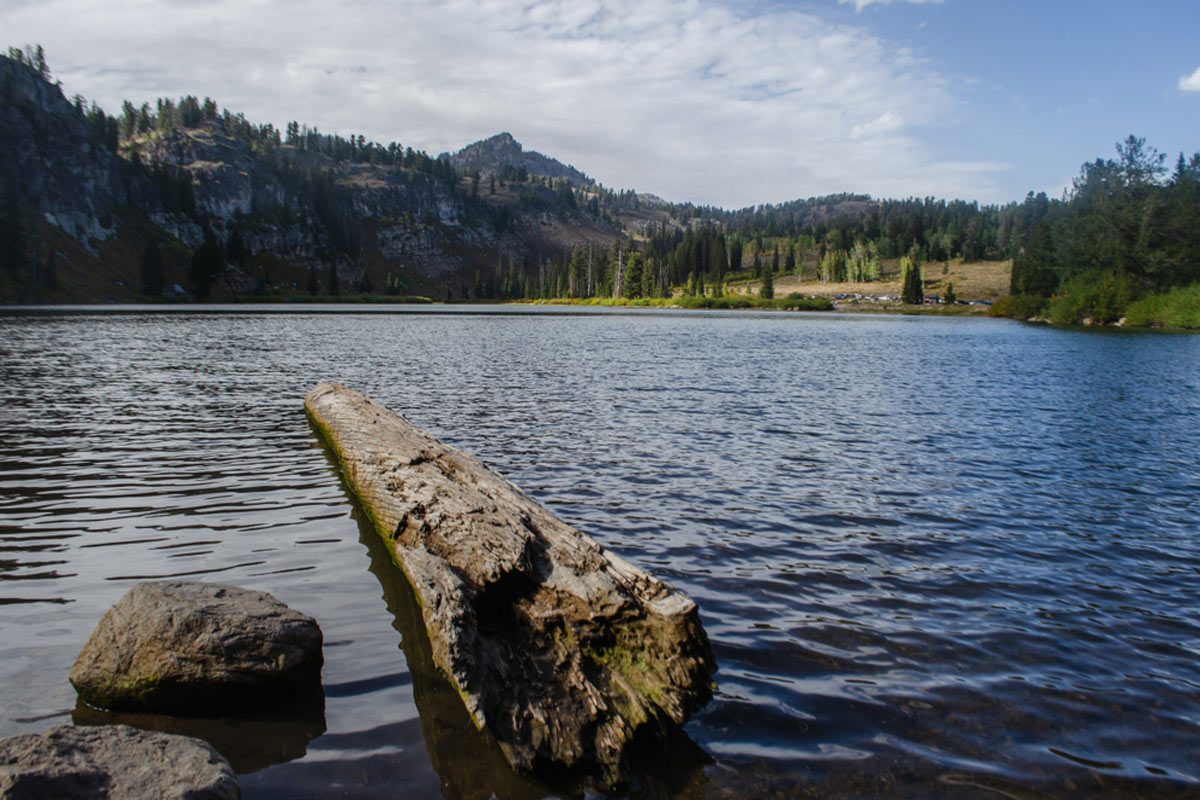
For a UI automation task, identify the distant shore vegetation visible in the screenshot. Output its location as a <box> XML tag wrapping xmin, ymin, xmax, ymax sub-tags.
<box><xmin>526</xmin><ymin>293</ymin><xmax>834</xmax><ymax>311</ymax></box>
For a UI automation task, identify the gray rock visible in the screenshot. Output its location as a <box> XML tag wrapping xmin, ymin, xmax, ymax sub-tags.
<box><xmin>0</xmin><ymin>724</ymin><xmax>238</xmax><ymax>799</ymax></box>
<box><xmin>305</xmin><ymin>382</ymin><xmax>716</xmax><ymax>787</ymax></box>
<box><xmin>70</xmin><ymin>582</ymin><xmax>322</xmax><ymax>714</ymax></box>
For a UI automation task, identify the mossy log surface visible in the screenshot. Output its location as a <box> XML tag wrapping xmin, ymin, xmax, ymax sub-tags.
<box><xmin>304</xmin><ymin>382</ymin><xmax>715</xmax><ymax>786</ymax></box>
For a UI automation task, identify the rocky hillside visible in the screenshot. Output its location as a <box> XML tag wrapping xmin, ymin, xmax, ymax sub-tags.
<box><xmin>0</xmin><ymin>51</ymin><xmax>911</xmax><ymax>306</ymax></box>
<box><xmin>0</xmin><ymin>54</ymin><xmax>634</xmax><ymax>303</ymax></box>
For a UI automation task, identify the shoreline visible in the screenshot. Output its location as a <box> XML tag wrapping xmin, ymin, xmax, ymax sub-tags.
<box><xmin>4</xmin><ymin>297</ymin><xmax>1196</xmax><ymax>332</ymax></box>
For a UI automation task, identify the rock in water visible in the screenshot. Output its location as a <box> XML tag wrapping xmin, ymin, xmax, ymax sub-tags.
<box><xmin>0</xmin><ymin>724</ymin><xmax>239</xmax><ymax>799</ymax></box>
<box><xmin>305</xmin><ymin>382</ymin><xmax>716</xmax><ymax>786</ymax></box>
<box><xmin>70</xmin><ymin>582</ymin><xmax>322</xmax><ymax>714</ymax></box>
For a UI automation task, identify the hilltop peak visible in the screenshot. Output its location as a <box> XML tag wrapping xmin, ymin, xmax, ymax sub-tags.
<box><xmin>449</xmin><ymin>132</ymin><xmax>592</xmax><ymax>187</ymax></box>
<box><xmin>488</xmin><ymin>131</ymin><xmax>518</xmax><ymax>146</ymax></box>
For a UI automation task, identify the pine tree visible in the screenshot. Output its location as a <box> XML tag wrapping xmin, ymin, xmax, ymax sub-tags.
<box><xmin>326</xmin><ymin>262</ymin><xmax>340</xmax><ymax>295</ymax></box>
<box><xmin>728</xmin><ymin>238</ymin><xmax>743</xmax><ymax>274</ymax></box>
<box><xmin>0</xmin><ymin>195</ymin><xmax>27</xmax><ymax>275</ymax></box>
<box><xmin>761</xmin><ymin>268</ymin><xmax>774</xmax><ymax>299</ymax></box>
<box><xmin>623</xmin><ymin>251</ymin><xmax>643</xmax><ymax>299</ymax></box>
<box><xmin>901</xmin><ymin>250</ymin><xmax>924</xmax><ymax>304</ymax></box>
<box><xmin>34</xmin><ymin>44</ymin><xmax>50</xmax><ymax>82</ymax></box>
<box><xmin>710</xmin><ymin>234</ymin><xmax>728</xmax><ymax>283</ymax></box>
<box><xmin>944</xmin><ymin>281</ymin><xmax>957</xmax><ymax>305</ymax></box>
<box><xmin>226</xmin><ymin>228</ymin><xmax>246</xmax><ymax>267</ymax></box>
<box><xmin>140</xmin><ymin>241</ymin><xmax>164</xmax><ymax>296</ymax></box>
<box><xmin>44</xmin><ymin>248</ymin><xmax>58</xmax><ymax>291</ymax></box>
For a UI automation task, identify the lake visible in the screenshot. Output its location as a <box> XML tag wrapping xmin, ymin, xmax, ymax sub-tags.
<box><xmin>1</xmin><ymin>305</ymin><xmax>1198</xmax><ymax>798</ymax></box>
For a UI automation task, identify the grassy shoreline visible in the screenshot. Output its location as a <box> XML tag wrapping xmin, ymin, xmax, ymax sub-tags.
<box><xmin>991</xmin><ymin>279</ymin><xmax>1200</xmax><ymax>332</ymax></box>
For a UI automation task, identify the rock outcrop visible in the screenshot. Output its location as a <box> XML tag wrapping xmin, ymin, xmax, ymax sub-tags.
<box><xmin>305</xmin><ymin>382</ymin><xmax>715</xmax><ymax>787</ymax></box>
<box><xmin>70</xmin><ymin>582</ymin><xmax>322</xmax><ymax>714</ymax></box>
<box><xmin>0</xmin><ymin>724</ymin><xmax>238</xmax><ymax>800</ymax></box>
<box><xmin>448</xmin><ymin>132</ymin><xmax>594</xmax><ymax>187</ymax></box>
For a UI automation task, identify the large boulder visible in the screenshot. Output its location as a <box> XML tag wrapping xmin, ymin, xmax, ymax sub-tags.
<box><xmin>0</xmin><ymin>724</ymin><xmax>238</xmax><ymax>799</ymax></box>
<box><xmin>305</xmin><ymin>382</ymin><xmax>716</xmax><ymax>788</ymax></box>
<box><xmin>70</xmin><ymin>582</ymin><xmax>322</xmax><ymax>714</ymax></box>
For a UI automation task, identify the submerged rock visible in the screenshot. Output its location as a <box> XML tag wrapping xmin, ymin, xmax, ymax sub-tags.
<box><xmin>305</xmin><ymin>381</ymin><xmax>716</xmax><ymax>787</ymax></box>
<box><xmin>70</xmin><ymin>582</ymin><xmax>322</xmax><ymax>714</ymax></box>
<box><xmin>0</xmin><ymin>724</ymin><xmax>238</xmax><ymax>799</ymax></box>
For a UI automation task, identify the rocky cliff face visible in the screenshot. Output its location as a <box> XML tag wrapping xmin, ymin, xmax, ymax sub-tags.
<box><xmin>0</xmin><ymin>58</ymin><xmax>156</xmax><ymax>247</ymax></box>
<box><xmin>0</xmin><ymin>55</ymin><xmax>626</xmax><ymax>302</ymax></box>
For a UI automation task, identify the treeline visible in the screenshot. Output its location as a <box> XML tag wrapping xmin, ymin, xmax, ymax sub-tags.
<box><xmin>663</xmin><ymin>192</ymin><xmax>1007</xmax><ymax>264</ymax></box>
<box><xmin>467</xmin><ymin>242</ymin><xmax>660</xmax><ymax>301</ymax></box>
<box><xmin>120</xmin><ymin>94</ymin><xmax>458</xmax><ymax>184</ymax></box>
<box><xmin>997</xmin><ymin>136</ymin><xmax>1200</xmax><ymax>325</ymax></box>
<box><xmin>119</xmin><ymin>91</ymin><xmax>669</xmax><ymax>229</ymax></box>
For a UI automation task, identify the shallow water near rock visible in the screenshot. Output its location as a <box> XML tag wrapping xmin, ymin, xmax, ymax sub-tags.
<box><xmin>1</xmin><ymin>305</ymin><xmax>1198</xmax><ymax>798</ymax></box>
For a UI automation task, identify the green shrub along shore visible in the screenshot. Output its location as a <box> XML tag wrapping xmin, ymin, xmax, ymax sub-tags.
<box><xmin>993</xmin><ymin>278</ymin><xmax>1200</xmax><ymax>330</ymax></box>
<box><xmin>989</xmin><ymin>136</ymin><xmax>1200</xmax><ymax>331</ymax></box>
<box><xmin>532</xmin><ymin>293</ymin><xmax>834</xmax><ymax>311</ymax></box>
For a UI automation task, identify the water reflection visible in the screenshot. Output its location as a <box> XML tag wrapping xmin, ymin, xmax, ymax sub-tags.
<box><xmin>351</xmin><ymin>500</ymin><xmax>548</xmax><ymax>799</ymax></box>
<box><xmin>73</xmin><ymin>691</ymin><xmax>327</xmax><ymax>773</ymax></box>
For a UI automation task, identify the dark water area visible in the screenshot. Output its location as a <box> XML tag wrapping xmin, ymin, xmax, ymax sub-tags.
<box><xmin>1</xmin><ymin>305</ymin><xmax>1198</xmax><ymax>799</ymax></box>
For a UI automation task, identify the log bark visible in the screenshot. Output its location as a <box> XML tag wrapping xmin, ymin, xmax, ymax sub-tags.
<box><xmin>305</xmin><ymin>382</ymin><xmax>715</xmax><ymax>787</ymax></box>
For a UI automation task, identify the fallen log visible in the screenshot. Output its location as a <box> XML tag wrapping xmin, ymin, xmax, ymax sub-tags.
<box><xmin>305</xmin><ymin>382</ymin><xmax>715</xmax><ymax>787</ymax></box>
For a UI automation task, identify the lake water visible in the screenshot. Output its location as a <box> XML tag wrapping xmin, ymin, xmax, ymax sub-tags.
<box><xmin>1</xmin><ymin>305</ymin><xmax>1198</xmax><ymax>799</ymax></box>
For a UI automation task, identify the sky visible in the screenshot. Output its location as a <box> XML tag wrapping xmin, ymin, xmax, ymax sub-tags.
<box><xmin>3</xmin><ymin>0</ymin><xmax>1198</xmax><ymax>209</ymax></box>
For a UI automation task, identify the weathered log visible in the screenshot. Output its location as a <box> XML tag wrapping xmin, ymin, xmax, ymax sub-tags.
<box><xmin>305</xmin><ymin>382</ymin><xmax>715</xmax><ymax>787</ymax></box>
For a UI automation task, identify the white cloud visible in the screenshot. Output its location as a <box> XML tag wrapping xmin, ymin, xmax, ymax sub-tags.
<box><xmin>839</xmin><ymin>0</ymin><xmax>945</xmax><ymax>11</ymax></box>
<box><xmin>0</xmin><ymin>0</ymin><xmax>1004</xmax><ymax>206</ymax></box>
<box><xmin>851</xmin><ymin>111</ymin><xmax>905</xmax><ymax>140</ymax></box>
<box><xmin>1180</xmin><ymin>66</ymin><xmax>1200</xmax><ymax>92</ymax></box>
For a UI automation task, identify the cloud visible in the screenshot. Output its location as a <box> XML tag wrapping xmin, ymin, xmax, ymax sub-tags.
<box><xmin>1180</xmin><ymin>66</ymin><xmax>1200</xmax><ymax>92</ymax></box>
<box><xmin>839</xmin><ymin>0</ymin><xmax>945</xmax><ymax>11</ymax></box>
<box><xmin>0</xmin><ymin>0</ymin><xmax>1004</xmax><ymax>206</ymax></box>
<box><xmin>851</xmin><ymin>111</ymin><xmax>905</xmax><ymax>140</ymax></box>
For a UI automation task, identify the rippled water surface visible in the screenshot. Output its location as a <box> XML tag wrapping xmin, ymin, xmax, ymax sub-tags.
<box><xmin>2</xmin><ymin>306</ymin><xmax>1198</xmax><ymax>798</ymax></box>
